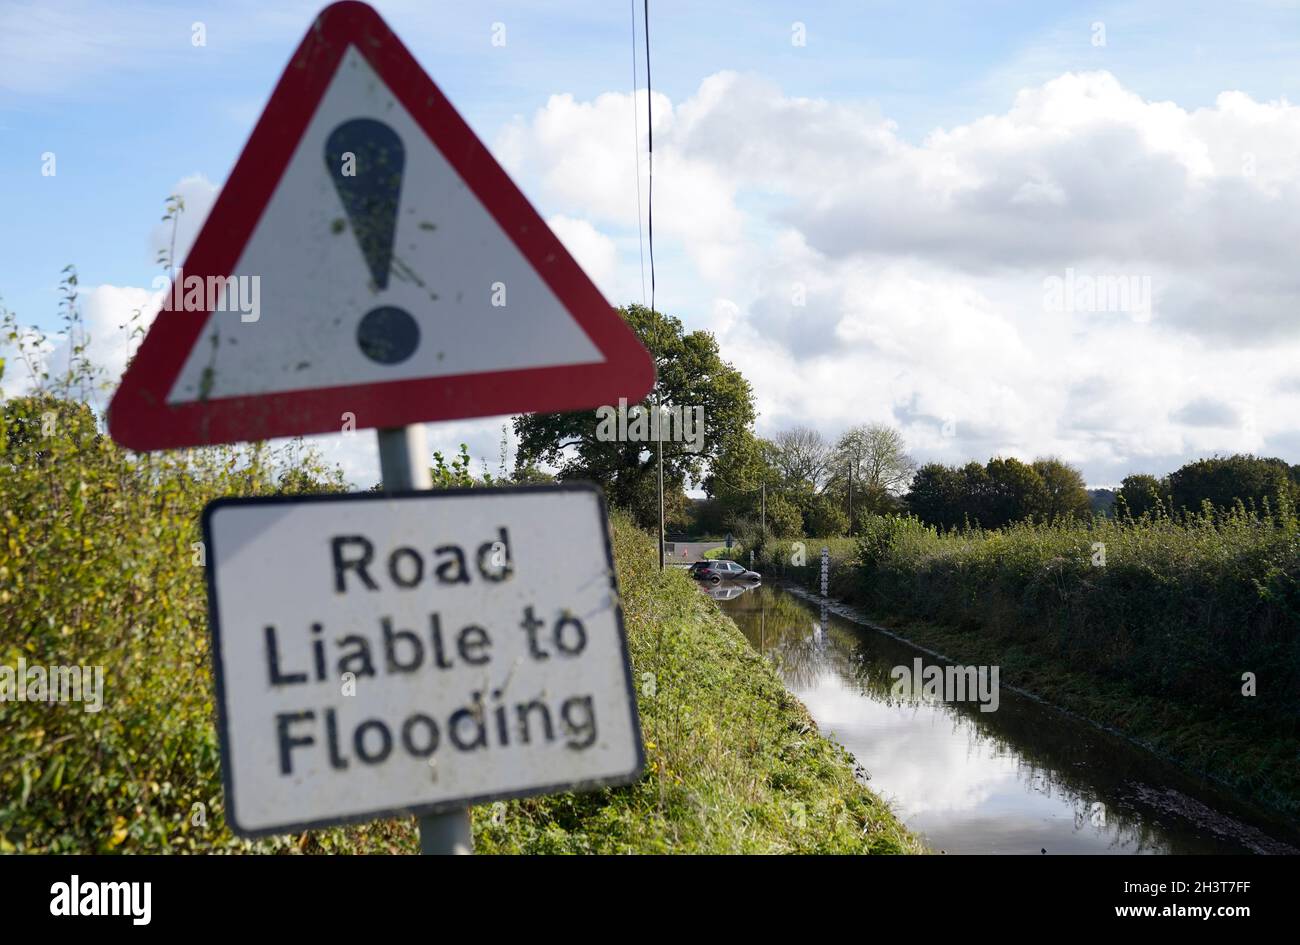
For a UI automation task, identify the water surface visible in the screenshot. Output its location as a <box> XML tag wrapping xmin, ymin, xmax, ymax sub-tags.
<box><xmin>714</xmin><ymin>583</ymin><xmax>1298</xmax><ymax>855</ymax></box>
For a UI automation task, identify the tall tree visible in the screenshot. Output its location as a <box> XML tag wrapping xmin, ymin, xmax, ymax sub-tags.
<box><xmin>763</xmin><ymin>492</ymin><xmax>803</xmax><ymax>538</ymax></box>
<box><xmin>830</xmin><ymin>424</ymin><xmax>917</xmax><ymax>496</ymax></box>
<box><xmin>822</xmin><ymin>424</ymin><xmax>914</xmax><ymax>531</ymax></box>
<box><xmin>770</xmin><ymin>426</ymin><xmax>832</xmax><ymax>490</ymax></box>
<box><xmin>985</xmin><ymin>457</ymin><xmax>1048</xmax><ymax>528</ymax></box>
<box><xmin>513</xmin><ymin>304</ymin><xmax>755</xmax><ymax>531</ymax></box>
<box><xmin>907</xmin><ymin>458</ymin><xmax>1056</xmax><ymax>529</ymax></box>
<box><xmin>959</xmin><ymin>461</ymin><xmax>994</xmax><ymax>525</ymax></box>
<box><xmin>703</xmin><ymin>428</ymin><xmax>779</xmax><ymax>532</ymax></box>
<box><xmin>1166</xmin><ymin>454</ymin><xmax>1295</xmax><ymax>514</ymax></box>
<box><xmin>806</xmin><ymin>493</ymin><xmax>849</xmax><ymax>537</ymax></box>
<box><xmin>1032</xmin><ymin>457</ymin><xmax>1092</xmax><ymax>521</ymax></box>
<box><xmin>905</xmin><ymin>462</ymin><xmax>967</xmax><ymax>529</ymax></box>
<box><xmin>1116</xmin><ymin>473</ymin><xmax>1164</xmax><ymax>518</ymax></box>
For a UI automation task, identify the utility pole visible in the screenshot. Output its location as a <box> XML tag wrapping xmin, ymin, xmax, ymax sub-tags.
<box><xmin>655</xmin><ymin>312</ymin><xmax>665</xmax><ymax>571</ymax></box>
<box><xmin>761</xmin><ymin>480</ymin><xmax>766</xmax><ymax>536</ymax></box>
<box><xmin>848</xmin><ymin>463</ymin><xmax>853</xmax><ymax>534</ymax></box>
<box><xmin>657</xmin><ymin>401</ymin><xmax>665</xmax><ymax>570</ymax></box>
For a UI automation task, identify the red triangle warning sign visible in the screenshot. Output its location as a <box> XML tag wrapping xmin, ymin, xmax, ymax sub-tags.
<box><xmin>108</xmin><ymin>1</ymin><xmax>655</xmax><ymax>451</ymax></box>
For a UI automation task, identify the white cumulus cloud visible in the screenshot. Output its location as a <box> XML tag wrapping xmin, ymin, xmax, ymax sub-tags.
<box><xmin>495</xmin><ymin>69</ymin><xmax>1300</xmax><ymax>485</ymax></box>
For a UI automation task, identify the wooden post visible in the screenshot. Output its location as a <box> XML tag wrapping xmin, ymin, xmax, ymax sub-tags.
<box><xmin>847</xmin><ymin>464</ymin><xmax>853</xmax><ymax>534</ymax></box>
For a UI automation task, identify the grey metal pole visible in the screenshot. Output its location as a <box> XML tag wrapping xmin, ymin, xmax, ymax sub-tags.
<box><xmin>377</xmin><ymin>425</ymin><xmax>431</xmax><ymax>490</ymax></box>
<box><xmin>657</xmin><ymin>414</ymin><xmax>664</xmax><ymax>570</ymax></box>
<box><xmin>418</xmin><ymin>810</ymin><xmax>473</xmax><ymax>855</ymax></box>
<box><xmin>376</xmin><ymin>426</ymin><xmax>474</xmax><ymax>856</ymax></box>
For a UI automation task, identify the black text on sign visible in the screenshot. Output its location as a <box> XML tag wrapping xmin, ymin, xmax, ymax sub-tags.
<box><xmin>201</xmin><ymin>484</ymin><xmax>643</xmax><ymax>836</ymax></box>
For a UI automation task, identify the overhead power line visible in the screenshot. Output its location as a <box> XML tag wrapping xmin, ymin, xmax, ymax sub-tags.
<box><xmin>630</xmin><ymin>0</ymin><xmax>646</xmax><ymax>306</ymax></box>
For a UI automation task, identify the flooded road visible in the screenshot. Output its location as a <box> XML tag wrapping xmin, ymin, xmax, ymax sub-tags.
<box><xmin>713</xmin><ymin>582</ymin><xmax>1299</xmax><ymax>854</ymax></box>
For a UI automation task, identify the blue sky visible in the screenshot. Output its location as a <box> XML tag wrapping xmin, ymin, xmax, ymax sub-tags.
<box><xmin>4</xmin><ymin>0</ymin><xmax>1300</xmax><ymax>486</ymax></box>
<box><xmin>6</xmin><ymin>0</ymin><xmax>1296</xmax><ymax>330</ymax></box>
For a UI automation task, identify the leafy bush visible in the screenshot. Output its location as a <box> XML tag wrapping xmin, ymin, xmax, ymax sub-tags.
<box><xmin>804</xmin><ymin>494</ymin><xmax>849</xmax><ymax>538</ymax></box>
<box><xmin>763</xmin><ymin>493</ymin><xmax>803</xmax><ymax>539</ymax></box>
<box><xmin>844</xmin><ymin>508</ymin><xmax>1300</xmax><ymax>716</ymax></box>
<box><xmin>0</xmin><ymin>394</ymin><xmax>358</xmax><ymax>852</ymax></box>
<box><xmin>0</xmin><ymin>390</ymin><xmax>916</xmax><ymax>853</ymax></box>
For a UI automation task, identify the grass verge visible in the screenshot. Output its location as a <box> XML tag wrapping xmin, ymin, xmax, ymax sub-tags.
<box><xmin>473</xmin><ymin>515</ymin><xmax>920</xmax><ymax>853</ymax></box>
<box><xmin>0</xmin><ymin>398</ymin><xmax>917</xmax><ymax>852</ymax></box>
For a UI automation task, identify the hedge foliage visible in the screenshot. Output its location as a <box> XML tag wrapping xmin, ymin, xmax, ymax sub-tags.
<box><xmin>760</xmin><ymin>511</ymin><xmax>1300</xmax><ymax>816</ymax></box>
<box><xmin>0</xmin><ymin>392</ymin><xmax>916</xmax><ymax>853</ymax></box>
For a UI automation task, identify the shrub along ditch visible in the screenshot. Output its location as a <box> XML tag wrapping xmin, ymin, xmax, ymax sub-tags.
<box><xmin>761</xmin><ymin>511</ymin><xmax>1300</xmax><ymax>821</ymax></box>
<box><xmin>0</xmin><ymin>393</ymin><xmax>918</xmax><ymax>853</ymax></box>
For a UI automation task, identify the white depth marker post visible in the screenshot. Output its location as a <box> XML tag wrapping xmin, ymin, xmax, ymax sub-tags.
<box><xmin>376</xmin><ymin>425</ymin><xmax>474</xmax><ymax>855</ymax></box>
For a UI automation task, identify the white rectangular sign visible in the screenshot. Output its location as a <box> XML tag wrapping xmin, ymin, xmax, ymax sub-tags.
<box><xmin>202</xmin><ymin>484</ymin><xmax>643</xmax><ymax>837</ymax></box>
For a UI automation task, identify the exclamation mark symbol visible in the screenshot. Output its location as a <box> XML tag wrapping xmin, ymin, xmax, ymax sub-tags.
<box><xmin>325</xmin><ymin>118</ymin><xmax>420</xmax><ymax>364</ymax></box>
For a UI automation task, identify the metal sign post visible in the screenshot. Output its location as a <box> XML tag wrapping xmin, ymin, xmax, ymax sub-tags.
<box><xmin>376</xmin><ymin>426</ymin><xmax>472</xmax><ymax>854</ymax></box>
<box><xmin>127</xmin><ymin>3</ymin><xmax>656</xmax><ymax>856</ymax></box>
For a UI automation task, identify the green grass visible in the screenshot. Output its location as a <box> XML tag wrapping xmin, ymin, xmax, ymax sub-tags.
<box><xmin>702</xmin><ymin>544</ymin><xmax>738</xmax><ymax>560</ymax></box>
<box><xmin>474</xmin><ymin>515</ymin><xmax>920</xmax><ymax>853</ymax></box>
<box><xmin>0</xmin><ymin>394</ymin><xmax>918</xmax><ymax>854</ymax></box>
<box><xmin>761</xmin><ymin>512</ymin><xmax>1300</xmax><ymax>821</ymax></box>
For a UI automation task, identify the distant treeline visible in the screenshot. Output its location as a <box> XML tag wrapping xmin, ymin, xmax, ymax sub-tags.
<box><xmin>1112</xmin><ymin>454</ymin><xmax>1300</xmax><ymax>519</ymax></box>
<box><xmin>906</xmin><ymin>457</ymin><xmax>1091</xmax><ymax>530</ymax></box>
<box><xmin>906</xmin><ymin>453</ymin><xmax>1300</xmax><ymax>531</ymax></box>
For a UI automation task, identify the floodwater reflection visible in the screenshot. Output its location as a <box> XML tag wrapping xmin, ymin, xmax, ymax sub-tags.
<box><xmin>715</xmin><ymin>583</ymin><xmax>1299</xmax><ymax>855</ymax></box>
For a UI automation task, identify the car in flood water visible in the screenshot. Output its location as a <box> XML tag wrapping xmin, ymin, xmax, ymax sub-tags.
<box><xmin>699</xmin><ymin>582</ymin><xmax>758</xmax><ymax>601</ymax></box>
<box><xmin>691</xmin><ymin>559</ymin><xmax>762</xmax><ymax>584</ymax></box>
